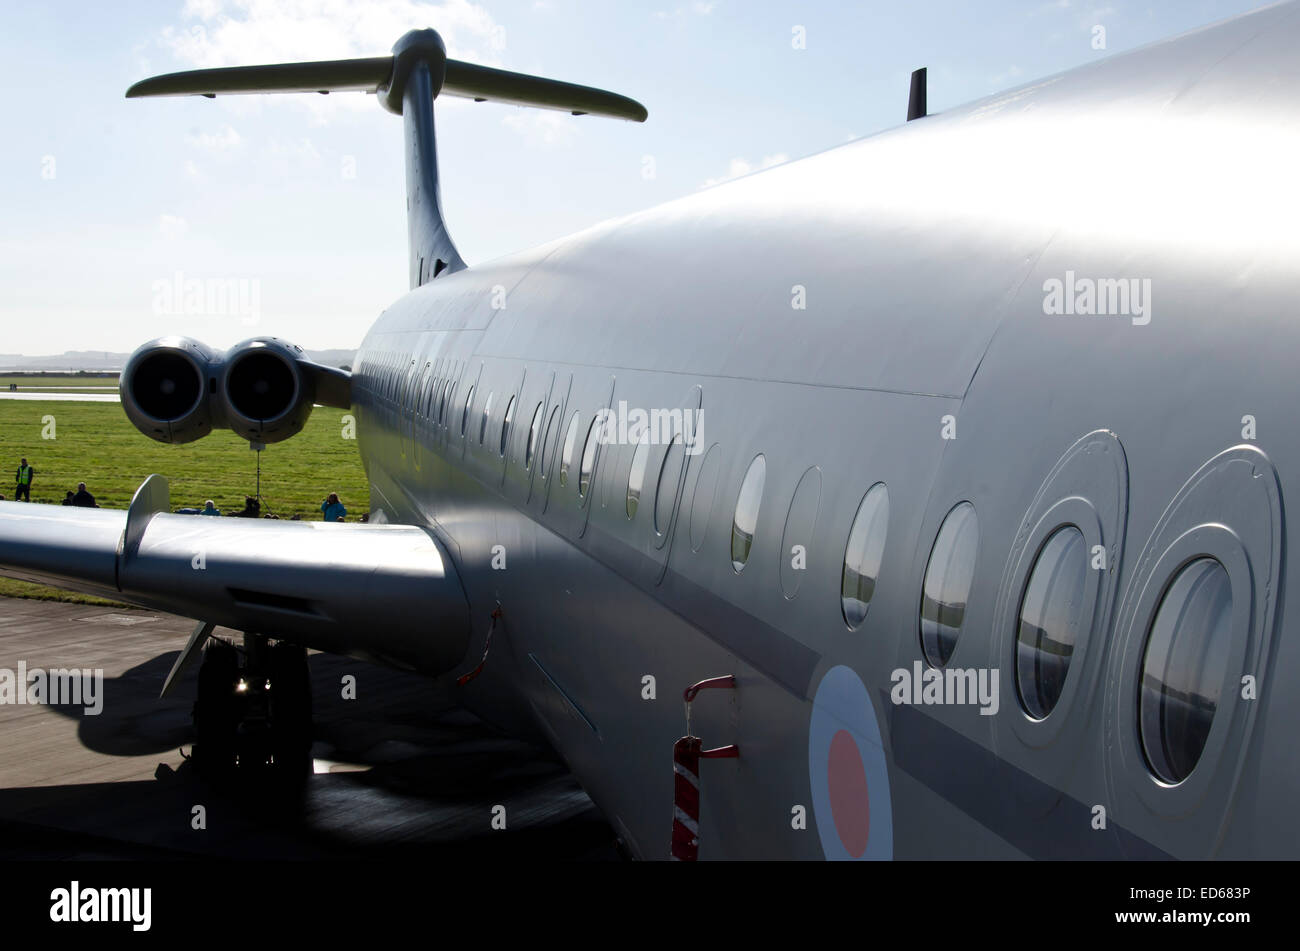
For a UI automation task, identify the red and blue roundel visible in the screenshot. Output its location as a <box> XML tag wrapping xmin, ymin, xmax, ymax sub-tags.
<box><xmin>808</xmin><ymin>665</ymin><xmax>892</xmax><ymax>860</ymax></box>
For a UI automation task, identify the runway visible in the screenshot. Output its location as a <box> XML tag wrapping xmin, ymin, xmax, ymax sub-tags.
<box><xmin>0</xmin><ymin>597</ymin><xmax>620</xmax><ymax>860</ymax></box>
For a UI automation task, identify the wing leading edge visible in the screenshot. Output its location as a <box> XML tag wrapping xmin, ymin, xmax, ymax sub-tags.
<box><xmin>0</xmin><ymin>476</ymin><xmax>471</xmax><ymax>676</ymax></box>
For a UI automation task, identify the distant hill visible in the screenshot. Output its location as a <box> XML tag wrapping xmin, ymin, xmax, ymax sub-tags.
<box><xmin>300</xmin><ymin>349</ymin><xmax>357</xmax><ymax>369</ymax></box>
<box><xmin>0</xmin><ymin>349</ymin><xmax>357</xmax><ymax>372</ymax></box>
<box><xmin>0</xmin><ymin>352</ymin><xmax>126</xmax><ymax>372</ymax></box>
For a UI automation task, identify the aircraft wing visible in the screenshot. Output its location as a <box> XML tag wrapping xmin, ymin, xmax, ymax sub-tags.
<box><xmin>0</xmin><ymin>476</ymin><xmax>470</xmax><ymax>676</ymax></box>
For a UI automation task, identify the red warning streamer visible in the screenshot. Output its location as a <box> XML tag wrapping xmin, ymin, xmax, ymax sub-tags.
<box><xmin>671</xmin><ymin>675</ymin><xmax>738</xmax><ymax>861</ymax></box>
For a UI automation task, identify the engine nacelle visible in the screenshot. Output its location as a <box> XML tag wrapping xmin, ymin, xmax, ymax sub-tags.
<box><xmin>121</xmin><ymin>336</ymin><xmax>217</xmax><ymax>444</ymax></box>
<box><xmin>220</xmin><ymin>338</ymin><xmax>314</xmax><ymax>443</ymax></box>
<box><xmin>121</xmin><ymin>336</ymin><xmax>351</xmax><ymax>445</ymax></box>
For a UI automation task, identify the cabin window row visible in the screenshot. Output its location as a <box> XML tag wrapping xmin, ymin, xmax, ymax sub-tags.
<box><xmin>391</xmin><ymin>369</ymin><xmax>1227</xmax><ymax>789</ymax></box>
<box><xmin>920</xmin><ymin>500</ymin><xmax>1233</xmax><ymax>787</ymax></box>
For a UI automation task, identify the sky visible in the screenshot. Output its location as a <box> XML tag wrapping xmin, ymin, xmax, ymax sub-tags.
<box><xmin>0</xmin><ymin>0</ymin><xmax>1279</xmax><ymax>355</ymax></box>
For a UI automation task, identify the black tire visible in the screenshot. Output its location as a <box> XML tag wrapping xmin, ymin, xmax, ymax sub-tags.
<box><xmin>193</xmin><ymin>640</ymin><xmax>240</xmax><ymax>777</ymax></box>
<box><xmin>269</xmin><ymin>643</ymin><xmax>313</xmax><ymax>788</ymax></box>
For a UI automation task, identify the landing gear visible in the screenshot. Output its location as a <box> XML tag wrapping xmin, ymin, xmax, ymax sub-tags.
<box><xmin>269</xmin><ymin>642</ymin><xmax>313</xmax><ymax>787</ymax></box>
<box><xmin>193</xmin><ymin>639</ymin><xmax>239</xmax><ymax>776</ymax></box>
<box><xmin>191</xmin><ymin>634</ymin><xmax>313</xmax><ymax>794</ymax></box>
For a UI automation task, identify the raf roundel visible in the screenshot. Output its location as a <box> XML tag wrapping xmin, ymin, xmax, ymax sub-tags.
<box><xmin>808</xmin><ymin>665</ymin><xmax>893</xmax><ymax>860</ymax></box>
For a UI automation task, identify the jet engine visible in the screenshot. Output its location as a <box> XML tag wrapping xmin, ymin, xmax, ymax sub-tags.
<box><xmin>220</xmin><ymin>338</ymin><xmax>314</xmax><ymax>443</ymax></box>
<box><xmin>120</xmin><ymin>336</ymin><xmax>217</xmax><ymax>444</ymax></box>
<box><xmin>121</xmin><ymin>336</ymin><xmax>351</xmax><ymax>444</ymax></box>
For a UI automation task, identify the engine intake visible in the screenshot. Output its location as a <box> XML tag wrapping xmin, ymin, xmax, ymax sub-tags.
<box><xmin>120</xmin><ymin>337</ymin><xmax>215</xmax><ymax>444</ymax></box>
<box><xmin>220</xmin><ymin>339</ymin><xmax>313</xmax><ymax>443</ymax></box>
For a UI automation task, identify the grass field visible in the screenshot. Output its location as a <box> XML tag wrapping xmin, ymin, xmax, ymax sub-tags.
<box><xmin>0</xmin><ymin>374</ymin><xmax>118</xmax><ymax>387</ymax></box>
<box><xmin>0</xmin><ymin>394</ymin><xmax>368</xmax><ymax>606</ymax></box>
<box><xmin>0</xmin><ymin>375</ymin><xmax>120</xmax><ymax>397</ymax></box>
<box><xmin>0</xmin><ymin>388</ymin><xmax>119</xmax><ymax>395</ymax></box>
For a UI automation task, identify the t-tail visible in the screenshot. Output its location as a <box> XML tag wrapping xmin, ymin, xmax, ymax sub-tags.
<box><xmin>126</xmin><ymin>29</ymin><xmax>648</xmax><ymax>288</ymax></box>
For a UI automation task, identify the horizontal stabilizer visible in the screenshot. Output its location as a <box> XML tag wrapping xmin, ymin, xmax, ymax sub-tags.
<box><xmin>126</xmin><ymin>54</ymin><xmax>647</xmax><ymax>121</ymax></box>
<box><xmin>125</xmin><ymin>57</ymin><xmax>394</xmax><ymax>98</ymax></box>
<box><xmin>442</xmin><ymin>60</ymin><xmax>647</xmax><ymax>120</ymax></box>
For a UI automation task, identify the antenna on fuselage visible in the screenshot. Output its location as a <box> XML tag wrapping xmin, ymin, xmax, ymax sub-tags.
<box><xmin>907</xmin><ymin>67</ymin><xmax>927</xmax><ymax>121</ymax></box>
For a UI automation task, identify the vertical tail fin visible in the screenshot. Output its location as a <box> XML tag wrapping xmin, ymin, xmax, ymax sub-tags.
<box><xmin>386</xmin><ymin>30</ymin><xmax>464</xmax><ymax>284</ymax></box>
<box><xmin>126</xmin><ymin>29</ymin><xmax>647</xmax><ymax>288</ymax></box>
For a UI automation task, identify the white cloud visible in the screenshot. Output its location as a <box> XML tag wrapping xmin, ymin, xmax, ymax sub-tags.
<box><xmin>158</xmin><ymin>214</ymin><xmax>190</xmax><ymax>238</ymax></box>
<box><xmin>655</xmin><ymin>1</ymin><xmax>718</xmax><ymax>19</ymax></box>
<box><xmin>501</xmin><ymin>110</ymin><xmax>579</xmax><ymax>148</ymax></box>
<box><xmin>185</xmin><ymin>0</ymin><xmax>225</xmax><ymax>18</ymax></box>
<box><xmin>701</xmin><ymin>153</ymin><xmax>788</xmax><ymax>188</ymax></box>
<box><xmin>991</xmin><ymin>64</ymin><xmax>1024</xmax><ymax>86</ymax></box>
<box><xmin>1030</xmin><ymin>0</ymin><xmax>1118</xmax><ymax>29</ymax></box>
<box><xmin>156</xmin><ymin>0</ymin><xmax>506</xmax><ymax>121</ymax></box>
<box><xmin>184</xmin><ymin>160</ymin><xmax>205</xmax><ymax>181</ymax></box>
<box><xmin>166</xmin><ymin>0</ymin><xmax>501</xmax><ymax>64</ymax></box>
<box><xmin>186</xmin><ymin>124</ymin><xmax>242</xmax><ymax>150</ymax></box>
<box><xmin>266</xmin><ymin>136</ymin><xmax>324</xmax><ymax>169</ymax></box>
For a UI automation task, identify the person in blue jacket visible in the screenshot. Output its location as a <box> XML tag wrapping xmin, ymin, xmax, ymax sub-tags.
<box><xmin>320</xmin><ymin>492</ymin><xmax>347</xmax><ymax>522</ymax></box>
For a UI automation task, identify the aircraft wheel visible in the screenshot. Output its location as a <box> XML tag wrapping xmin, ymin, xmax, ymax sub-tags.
<box><xmin>269</xmin><ymin>642</ymin><xmax>313</xmax><ymax>788</ymax></box>
<box><xmin>193</xmin><ymin>640</ymin><xmax>240</xmax><ymax>777</ymax></box>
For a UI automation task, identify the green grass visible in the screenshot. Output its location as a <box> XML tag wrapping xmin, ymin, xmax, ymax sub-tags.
<box><xmin>0</xmin><ymin>374</ymin><xmax>118</xmax><ymax>389</ymax></box>
<box><xmin>2</xmin><ymin>388</ymin><xmax>119</xmax><ymax>395</ymax></box>
<box><xmin>0</xmin><ymin>399</ymin><xmax>368</xmax><ymax>606</ymax></box>
<box><xmin>0</xmin><ymin>577</ymin><xmax>133</xmax><ymax>608</ymax></box>
<box><xmin>0</xmin><ymin>375</ymin><xmax>119</xmax><ymax>397</ymax></box>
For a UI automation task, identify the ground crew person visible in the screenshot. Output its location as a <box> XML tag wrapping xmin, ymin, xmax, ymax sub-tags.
<box><xmin>320</xmin><ymin>492</ymin><xmax>347</xmax><ymax>522</ymax></box>
<box><xmin>14</xmin><ymin>458</ymin><xmax>34</xmax><ymax>502</ymax></box>
<box><xmin>233</xmin><ymin>496</ymin><xmax>261</xmax><ymax>518</ymax></box>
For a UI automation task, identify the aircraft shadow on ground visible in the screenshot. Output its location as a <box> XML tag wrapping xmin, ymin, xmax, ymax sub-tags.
<box><xmin>18</xmin><ymin>649</ymin><xmax>621</xmax><ymax>858</ymax></box>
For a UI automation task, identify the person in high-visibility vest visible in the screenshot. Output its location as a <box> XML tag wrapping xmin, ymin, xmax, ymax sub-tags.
<box><xmin>14</xmin><ymin>458</ymin><xmax>34</xmax><ymax>502</ymax></box>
